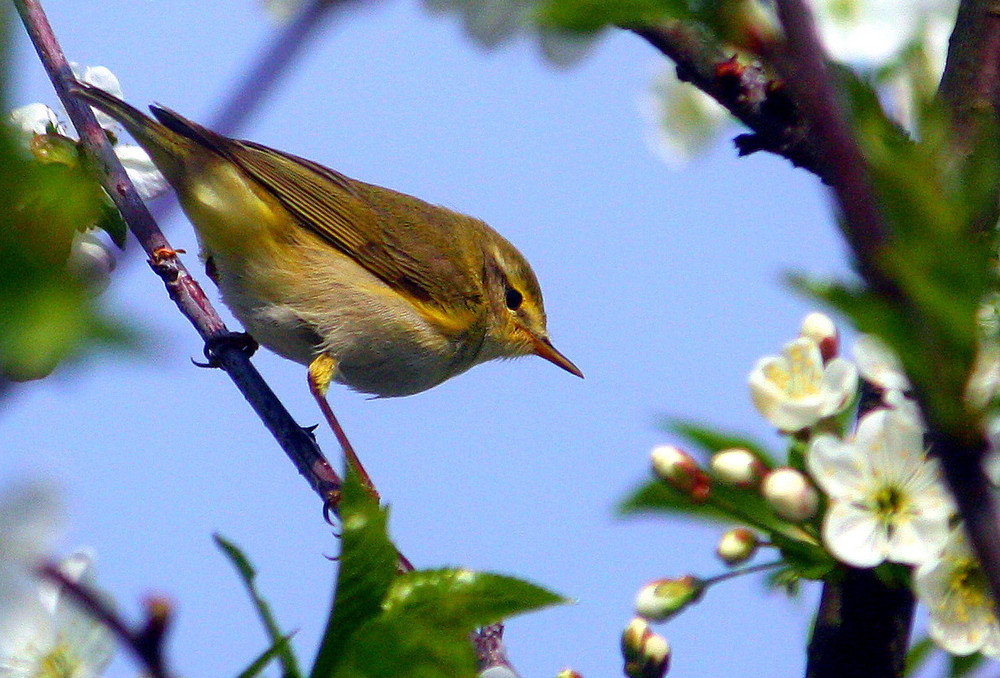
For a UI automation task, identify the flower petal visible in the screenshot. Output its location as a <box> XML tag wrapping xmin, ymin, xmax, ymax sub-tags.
<box><xmin>822</xmin><ymin>500</ymin><xmax>885</xmax><ymax>567</ymax></box>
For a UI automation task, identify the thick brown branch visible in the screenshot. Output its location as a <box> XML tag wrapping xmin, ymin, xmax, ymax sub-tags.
<box><xmin>937</xmin><ymin>0</ymin><xmax>1000</xmax><ymax>154</ymax></box>
<box><xmin>806</xmin><ymin>569</ymin><xmax>914</xmax><ymax>678</ymax></box>
<box><xmin>631</xmin><ymin>22</ymin><xmax>822</xmax><ymax>176</ymax></box>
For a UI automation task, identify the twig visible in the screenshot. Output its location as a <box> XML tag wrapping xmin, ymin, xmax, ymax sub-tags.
<box><xmin>13</xmin><ymin>0</ymin><xmax>342</xmax><ymax>510</ymax></box>
<box><xmin>38</xmin><ymin>563</ymin><xmax>173</xmax><ymax>678</ymax></box>
<box><xmin>473</xmin><ymin>624</ymin><xmax>517</xmax><ymax>675</ymax></box>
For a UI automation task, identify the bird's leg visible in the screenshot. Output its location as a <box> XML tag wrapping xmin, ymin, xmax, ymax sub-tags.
<box><xmin>307</xmin><ymin>354</ymin><xmax>379</xmax><ymax>500</ymax></box>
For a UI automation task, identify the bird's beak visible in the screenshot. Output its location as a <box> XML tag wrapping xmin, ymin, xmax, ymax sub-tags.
<box><xmin>531</xmin><ymin>334</ymin><xmax>584</xmax><ymax>378</ymax></box>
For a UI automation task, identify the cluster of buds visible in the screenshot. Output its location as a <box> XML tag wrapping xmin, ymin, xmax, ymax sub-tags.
<box><xmin>621</xmin><ymin>618</ymin><xmax>671</xmax><ymax>678</ymax></box>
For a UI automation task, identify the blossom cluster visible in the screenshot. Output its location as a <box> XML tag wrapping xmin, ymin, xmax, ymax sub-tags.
<box><xmin>636</xmin><ymin>312</ymin><xmax>1000</xmax><ymax>664</ymax></box>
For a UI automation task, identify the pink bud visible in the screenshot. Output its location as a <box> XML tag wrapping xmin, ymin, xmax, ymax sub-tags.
<box><xmin>651</xmin><ymin>446</ymin><xmax>710</xmax><ymax>502</ymax></box>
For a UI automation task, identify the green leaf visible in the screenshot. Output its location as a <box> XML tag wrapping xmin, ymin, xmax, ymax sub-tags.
<box><xmin>0</xmin><ymin>123</ymin><xmax>135</xmax><ymax>380</ymax></box>
<box><xmin>310</xmin><ymin>470</ymin><xmax>399</xmax><ymax>678</ymax></box>
<box><xmin>331</xmin><ymin>616</ymin><xmax>477</xmax><ymax>678</ymax></box>
<box><xmin>95</xmin><ymin>197</ymin><xmax>128</xmax><ymax>249</ymax></box>
<box><xmin>663</xmin><ymin>418</ymin><xmax>778</xmax><ymax>467</ymax></box>
<box><xmin>948</xmin><ymin>652</ymin><xmax>985</xmax><ymax>677</ymax></box>
<box><xmin>310</xmin><ymin>471</ymin><xmax>567</xmax><ymax>678</ymax></box>
<box><xmin>903</xmin><ymin>635</ymin><xmax>934</xmax><ymax>677</ymax></box>
<box><xmin>215</xmin><ymin>534</ymin><xmax>302</xmax><ymax>678</ymax></box>
<box><xmin>621</xmin><ymin>480</ymin><xmax>734</xmax><ymax>523</ymax></box>
<box><xmin>383</xmin><ymin>569</ymin><xmax>567</xmax><ymax>629</ymax></box>
<box><xmin>768</xmin><ymin>531</ymin><xmax>835</xmax><ymax>581</ymax></box>
<box><xmin>236</xmin><ymin>635</ymin><xmax>297</xmax><ymax>678</ymax></box>
<box><xmin>620</xmin><ymin>478</ymin><xmax>806</xmax><ymax>537</ymax></box>
<box><xmin>331</xmin><ymin>571</ymin><xmax>566</xmax><ymax>678</ymax></box>
<box><xmin>536</xmin><ymin>0</ymin><xmax>689</xmax><ymax>32</ymax></box>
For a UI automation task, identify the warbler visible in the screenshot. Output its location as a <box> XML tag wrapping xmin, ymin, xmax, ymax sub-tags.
<box><xmin>72</xmin><ymin>84</ymin><xmax>581</xmax><ymax>409</ymax></box>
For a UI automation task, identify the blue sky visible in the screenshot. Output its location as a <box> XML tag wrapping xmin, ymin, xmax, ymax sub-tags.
<box><xmin>4</xmin><ymin>2</ymin><xmax>858</xmax><ymax>676</ymax></box>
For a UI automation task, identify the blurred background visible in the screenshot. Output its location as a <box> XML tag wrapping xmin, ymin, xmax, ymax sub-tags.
<box><xmin>3</xmin><ymin>1</ymin><xmax>855</xmax><ymax>676</ymax></box>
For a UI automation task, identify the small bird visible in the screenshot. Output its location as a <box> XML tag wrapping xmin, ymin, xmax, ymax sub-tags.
<box><xmin>73</xmin><ymin>83</ymin><xmax>581</xmax><ymax>485</ymax></box>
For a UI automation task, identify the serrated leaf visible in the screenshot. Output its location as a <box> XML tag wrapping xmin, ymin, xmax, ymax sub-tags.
<box><xmin>330</xmin><ymin>571</ymin><xmax>565</xmax><ymax>678</ymax></box>
<box><xmin>216</xmin><ymin>534</ymin><xmax>301</xmax><ymax>678</ymax></box>
<box><xmin>663</xmin><ymin>418</ymin><xmax>778</xmax><ymax>467</ymax></box>
<box><xmin>383</xmin><ymin>569</ymin><xmax>567</xmax><ymax>629</ymax></box>
<box><xmin>310</xmin><ymin>470</ymin><xmax>398</xmax><ymax>678</ymax></box>
<box><xmin>331</xmin><ymin>616</ymin><xmax>477</xmax><ymax>678</ymax></box>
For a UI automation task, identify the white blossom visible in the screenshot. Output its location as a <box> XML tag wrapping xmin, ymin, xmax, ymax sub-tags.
<box><xmin>0</xmin><ymin>484</ymin><xmax>114</xmax><ymax>678</ymax></box>
<box><xmin>807</xmin><ymin>409</ymin><xmax>954</xmax><ymax>567</ymax></box>
<box><xmin>749</xmin><ymin>337</ymin><xmax>858</xmax><ymax>431</ymax></box>
<box><xmin>811</xmin><ymin>0</ymin><xmax>955</xmax><ymax>67</ymax></box>
<box><xmin>9</xmin><ymin>66</ymin><xmax>167</xmax><ymax>201</ymax></box>
<box><xmin>914</xmin><ymin>527</ymin><xmax>1000</xmax><ymax>658</ymax></box>
<box><xmin>853</xmin><ymin>334</ymin><xmax>910</xmax><ymax>391</ymax></box>
<box><xmin>640</xmin><ymin>68</ymin><xmax>728</xmax><ymax>168</ymax></box>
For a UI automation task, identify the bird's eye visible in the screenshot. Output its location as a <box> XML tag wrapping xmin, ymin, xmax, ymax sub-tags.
<box><xmin>505</xmin><ymin>287</ymin><xmax>523</xmax><ymax>311</ymax></box>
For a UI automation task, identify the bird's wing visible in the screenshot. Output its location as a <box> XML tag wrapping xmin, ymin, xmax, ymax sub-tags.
<box><xmin>151</xmin><ymin>104</ymin><xmax>479</xmax><ymax>314</ymax></box>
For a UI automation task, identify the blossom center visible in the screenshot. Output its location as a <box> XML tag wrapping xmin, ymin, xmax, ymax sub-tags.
<box><xmin>944</xmin><ymin>559</ymin><xmax>991</xmax><ymax>623</ymax></box>
<box><xmin>765</xmin><ymin>350</ymin><xmax>821</xmax><ymax>398</ymax></box>
<box><xmin>37</xmin><ymin>640</ymin><xmax>80</xmax><ymax>678</ymax></box>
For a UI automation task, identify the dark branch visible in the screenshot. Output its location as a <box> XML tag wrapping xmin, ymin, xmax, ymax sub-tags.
<box><xmin>38</xmin><ymin>563</ymin><xmax>173</xmax><ymax>678</ymax></box>
<box><xmin>631</xmin><ymin>22</ymin><xmax>822</xmax><ymax>176</ymax></box>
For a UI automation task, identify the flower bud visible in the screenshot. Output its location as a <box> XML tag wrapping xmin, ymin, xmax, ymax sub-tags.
<box><xmin>554</xmin><ymin>670</ymin><xmax>582</xmax><ymax>678</ymax></box>
<box><xmin>762</xmin><ymin>468</ymin><xmax>818</xmax><ymax>522</ymax></box>
<box><xmin>68</xmin><ymin>232</ymin><xmax>117</xmax><ymax>293</ymax></box>
<box><xmin>650</xmin><ymin>445</ymin><xmax>710</xmax><ymax>502</ymax></box>
<box><xmin>634</xmin><ymin>575</ymin><xmax>705</xmax><ymax>622</ymax></box>
<box><xmin>709</xmin><ymin>448</ymin><xmax>765</xmax><ymax>488</ymax></box>
<box><xmin>622</xmin><ymin>618</ymin><xmax>671</xmax><ymax>678</ymax></box>
<box><xmin>716</xmin><ymin>527</ymin><xmax>759</xmax><ymax>565</ymax></box>
<box><xmin>800</xmin><ymin>312</ymin><xmax>838</xmax><ymax>362</ymax></box>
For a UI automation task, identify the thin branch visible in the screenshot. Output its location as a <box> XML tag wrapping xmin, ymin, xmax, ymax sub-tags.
<box><xmin>766</xmin><ymin>0</ymin><xmax>894</xmax><ymax>294</ymax></box>
<box><xmin>38</xmin><ymin>563</ymin><xmax>173</xmax><ymax>678</ymax></box>
<box><xmin>473</xmin><ymin>624</ymin><xmax>517</xmax><ymax>675</ymax></box>
<box><xmin>13</xmin><ymin>0</ymin><xmax>342</xmax><ymax>510</ymax></box>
